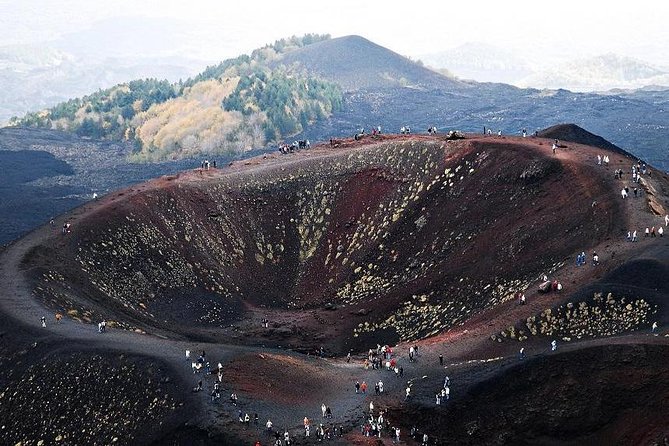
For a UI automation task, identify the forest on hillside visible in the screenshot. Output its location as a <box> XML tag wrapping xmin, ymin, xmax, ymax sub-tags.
<box><xmin>11</xmin><ymin>34</ymin><xmax>342</xmax><ymax>162</ymax></box>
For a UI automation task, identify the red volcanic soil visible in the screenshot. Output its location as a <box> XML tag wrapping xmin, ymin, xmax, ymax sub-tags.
<box><xmin>224</xmin><ymin>353</ymin><xmax>342</xmax><ymax>406</ymax></box>
<box><xmin>23</xmin><ymin>133</ymin><xmax>645</xmax><ymax>350</ymax></box>
<box><xmin>2</xmin><ymin>131</ymin><xmax>669</xmax><ymax>445</ymax></box>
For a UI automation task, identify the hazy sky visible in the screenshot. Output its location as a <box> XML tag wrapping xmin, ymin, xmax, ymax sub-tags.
<box><xmin>1</xmin><ymin>0</ymin><xmax>668</xmax><ymax>66</ymax></box>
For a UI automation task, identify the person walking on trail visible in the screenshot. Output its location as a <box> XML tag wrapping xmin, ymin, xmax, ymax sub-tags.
<box><xmin>355</xmin><ymin>381</ymin><xmax>360</xmax><ymax>394</ymax></box>
<box><xmin>652</xmin><ymin>322</ymin><xmax>658</xmax><ymax>333</ymax></box>
<box><xmin>185</xmin><ymin>350</ymin><xmax>190</xmax><ymax>361</ymax></box>
<box><xmin>439</xmin><ymin>354</ymin><xmax>443</xmax><ymax>365</ymax></box>
<box><xmin>659</xmin><ymin>227</ymin><xmax>664</xmax><ymax>237</ymax></box>
<box><xmin>551</xmin><ymin>340</ymin><xmax>557</xmax><ymax>351</ymax></box>
<box><xmin>405</xmin><ymin>386</ymin><xmax>411</xmax><ymax>401</ymax></box>
<box><xmin>40</xmin><ymin>316</ymin><xmax>46</xmax><ymax>328</ymax></box>
<box><xmin>321</xmin><ymin>403</ymin><xmax>327</xmax><ymax>418</ymax></box>
<box><xmin>519</xmin><ymin>347</ymin><xmax>525</xmax><ymax>360</ymax></box>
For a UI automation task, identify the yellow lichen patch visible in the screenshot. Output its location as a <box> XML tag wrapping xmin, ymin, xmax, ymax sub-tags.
<box><xmin>493</xmin><ymin>292</ymin><xmax>657</xmax><ymax>343</ymax></box>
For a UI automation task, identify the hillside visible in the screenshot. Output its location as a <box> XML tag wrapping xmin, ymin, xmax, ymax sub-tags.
<box><xmin>11</xmin><ymin>35</ymin><xmax>343</xmax><ymax>162</ymax></box>
<box><xmin>24</xmin><ymin>135</ymin><xmax>623</xmax><ymax>349</ymax></box>
<box><xmin>8</xmin><ymin>35</ymin><xmax>669</xmax><ymax>171</ymax></box>
<box><xmin>538</xmin><ymin>123</ymin><xmax>628</xmax><ymax>155</ymax></box>
<box><xmin>2</xmin><ymin>132</ymin><xmax>669</xmax><ymax>444</ymax></box>
<box><xmin>274</xmin><ymin>35</ymin><xmax>464</xmax><ymax>91</ymax></box>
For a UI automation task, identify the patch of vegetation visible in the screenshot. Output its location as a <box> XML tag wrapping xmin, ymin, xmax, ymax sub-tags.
<box><xmin>491</xmin><ymin>292</ymin><xmax>657</xmax><ymax>343</ymax></box>
<box><xmin>185</xmin><ymin>33</ymin><xmax>330</xmax><ymax>87</ymax></box>
<box><xmin>15</xmin><ymin>79</ymin><xmax>178</xmax><ymax>139</ymax></box>
<box><xmin>222</xmin><ymin>68</ymin><xmax>342</xmax><ymax>142</ymax></box>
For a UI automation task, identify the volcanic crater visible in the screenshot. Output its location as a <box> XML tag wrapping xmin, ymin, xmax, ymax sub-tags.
<box><xmin>2</xmin><ymin>130</ymin><xmax>669</xmax><ymax>445</ymax></box>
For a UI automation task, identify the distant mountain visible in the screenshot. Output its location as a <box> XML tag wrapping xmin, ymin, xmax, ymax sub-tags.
<box><xmin>419</xmin><ymin>42</ymin><xmax>533</xmax><ymax>85</ymax></box>
<box><xmin>421</xmin><ymin>44</ymin><xmax>669</xmax><ymax>92</ymax></box>
<box><xmin>275</xmin><ymin>35</ymin><xmax>463</xmax><ymax>91</ymax></box>
<box><xmin>518</xmin><ymin>54</ymin><xmax>669</xmax><ymax>92</ymax></box>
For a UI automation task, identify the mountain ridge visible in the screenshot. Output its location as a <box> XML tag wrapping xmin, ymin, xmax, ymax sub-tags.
<box><xmin>7</xmin><ymin>34</ymin><xmax>669</xmax><ymax>172</ymax></box>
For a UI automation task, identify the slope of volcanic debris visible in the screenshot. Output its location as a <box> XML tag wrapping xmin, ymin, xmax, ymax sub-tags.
<box><xmin>26</xmin><ymin>135</ymin><xmax>622</xmax><ymax>353</ymax></box>
<box><xmin>387</xmin><ymin>343</ymin><xmax>669</xmax><ymax>446</ymax></box>
<box><xmin>4</xmin><ymin>131</ymin><xmax>669</xmax><ymax>445</ymax></box>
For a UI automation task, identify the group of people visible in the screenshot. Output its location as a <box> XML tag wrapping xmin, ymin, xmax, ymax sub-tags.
<box><xmin>361</xmin><ymin>407</ymin><xmax>388</xmax><ymax>438</ymax></box>
<box><xmin>575</xmin><ymin>251</ymin><xmax>599</xmax><ymax>267</ymax></box>
<box><xmin>264</xmin><ymin>422</ymin><xmax>296</xmax><ymax>446</ymax></box>
<box><xmin>624</xmin><ymin>214</ymin><xmax>668</xmax><ymax>243</ymax></box>
<box><xmin>642</xmin><ymin>226</ymin><xmax>664</xmax><ymax>238</ymax></box>
<box><xmin>199</xmin><ymin>159</ymin><xmax>216</xmax><ymax>169</ymax></box>
<box><xmin>320</xmin><ymin>403</ymin><xmax>333</xmax><ymax>418</ymax></box>
<box><xmin>575</xmin><ymin>251</ymin><xmax>588</xmax><ymax>266</ymax></box>
<box><xmin>435</xmin><ymin>376</ymin><xmax>451</xmax><ymax>405</ymax></box>
<box><xmin>279</xmin><ymin>140</ymin><xmax>310</xmax><ymax>153</ymax></box>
